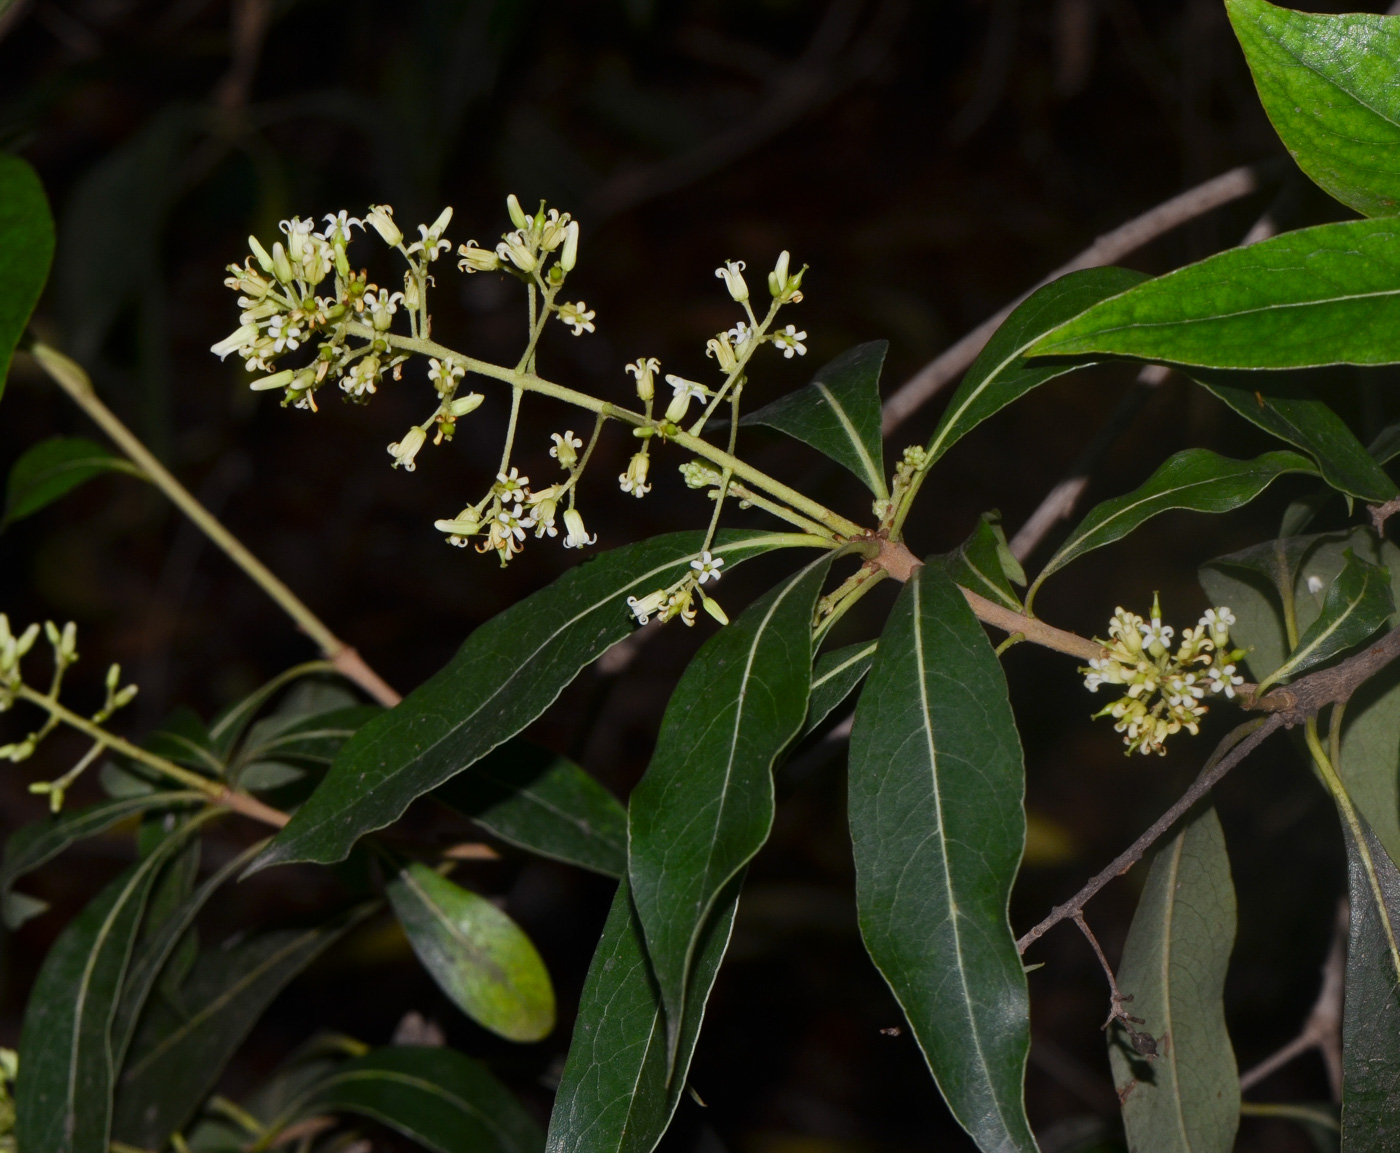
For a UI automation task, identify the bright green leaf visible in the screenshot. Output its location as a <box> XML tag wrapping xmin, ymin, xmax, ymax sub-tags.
<box><xmin>923</xmin><ymin>267</ymin><xmax>1147</xmax><ymax>467</ymax></box>
<box><xmin>1226</xmin><ymin>0</ymin><xmax>1400</xmax><ymax>218</ymax></box>
<box><xmin>848</xmin><ymin>561</ymin><xmax>1035</xmax><ymax>1153</ymax></box>
<box><xmin>1107</xmin><ymin>806</ymin><xmax>1239</xmax><ymax>1153</ymax></box>
<box><xmin>253</xmin><ymin>530</ymin><xmax>800</xmax><ymax>873</ymax></box>
<box><xmin>546</xmin><ymin>877</ymin><xmax>740</xmax><ymax>1153</ymax></box>
<box><xmin>743</xmin><ymin>341</ymin><xmax>889</xmax><ymax>496</ymax></box>
<box><xmin>0</xmin><ymin>154</ymin><xmax>55</xmax><ymax>403</ymax></box>
<box><xmin>628</xmin><ymin>556</ymin><xmax>829</xmax><ymax>1063</ymax></box>
<box><xmin>945</xmin><ymin>511</ymin><xmax>1025</xmax><ymax>612</ymax></box>
<box><xmin>2</xmin><ymin>437</ymin><xmax>141</xmax><ymax>529</ymax></box>
<box><xmin>435</xmin><ymin>741</ymin><xmax>628</xmax><ymax>879</ymax></box>
<box><xmin>387</xmin><ymin>862</ymin><xmax>555</xmax><ymax>1043</ymax></box>
<box><xmin>1027</xmin><ymin>219</ymin><xmax>1400</xmax><ymax>370</ymax></box>
<box><xmin>801</xmin><ymin>640</ymin><xmax>877</xmax><ymax>739</ymax></box>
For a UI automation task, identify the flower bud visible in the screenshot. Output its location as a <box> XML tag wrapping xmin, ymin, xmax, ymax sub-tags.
<box><xmin>701</xmin><ymin>596</ymin><xmax>729</xmax><ymax>626</ymax></box>
<box><xmin>626</xmin><ymin>357</ymin><xmax>659</xmax><ymax>403</ymax></box>
<box><xmin>366</xmin><ymin>205</ymin><xmax>403</xmax><ymax>248</ymax></box>
<box><xmin>211</xmin><ymin>323</ymin><xmax>259</xmax><ymax>361</ymax></box>
<box><xmin>457</xmin><ymin>241</ymin><xmax>501</xmax><ymax>272</ymax></box>
<box><xmin>506</xmin><ymin>194</ymin><xmax>529</xmax><ymax>230</ymax></box>
<box><xmin>560</xmin><ymin>220</ymin><xmax>579</xmax><ymax>272</ymax></box>
<box><xmin>248</xmin><ymin>235</ymin><xmax>275</xmax><ymax>273</ymax></box>
<box><xmin>715</xmin><ymin>259</ymin><xmax>748</xmax><ymax>302</ymax></box>
<box><xmin>449</xmin><ymin>393</ymin><xmax>484</xmax><ymax>417</ymax></box>
<box><xmin>428</xmin><ymin>205</ymin><xmax>453</xmax><ymax>238</ymax></box>
<box><xmin>435</xmin><ymin>507</ymin><xmax>481</xmax><ymax>537</ymax></box>
<box><xmin>250</xmin><ymin>369</ymin><xmax>295</xmax><ymax>391</ymax></box>
<box><xmin>271</xmin><ymin>241</ymin><xmax>294</xmax><ymax>285</ymax></box>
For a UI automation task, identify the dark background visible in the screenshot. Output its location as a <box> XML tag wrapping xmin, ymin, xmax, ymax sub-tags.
<box><xmin>0</xmin><ymin>0</ymin><xmax>1391</xmax><ymax>1149</ymax></box>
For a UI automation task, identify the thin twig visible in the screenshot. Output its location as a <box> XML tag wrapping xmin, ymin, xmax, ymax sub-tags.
<box><xmin>1017</xmin><ymin>715</ymin><xmax>1283</xmax><ymax>953</ymax></box>
<box><xmin>1074</xmin><ymin>910</ymin><xmax>1155</xmax><ymax>1054</ymax></box>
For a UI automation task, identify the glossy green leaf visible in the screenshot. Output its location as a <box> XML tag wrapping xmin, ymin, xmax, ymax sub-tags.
<box><xmin>801</xmin><ymin>640</ymin><xmax>877</xmax><ymax>739</ymax></box>
<box><xmin>254</xmin><ymin>530</ymin><xmax>798</xmax><ymax>872</ymax></box>
<box><xmin>628</xmin><ymin>556</ymin><xmax>829</xmax><ymax>1061</ymax></box>
<box><xmin>1030</xmin><ymin>449</ymin><xmax>1315</xmax><ymax>599</ymax></box>
<box><xmin>2</xmin><ymin>436</ymin><xmax>140</xmax><ymax>529</ymax></box>
<box><xmin>1</xmin><ymin>791</ymin><xmax>205</xmax><ymax>929</ymax></box>
<box><xmin>848</xmin><ymin>561</ymin><xmax>1034</xmax><ymax>1153</ymax></box>
<box><xmin>111</xmin><ymin>904</ymin><xmax>372</xmax><ymax>1149</ymax></box>
<box><xmin>945</xmin><ymin>511</ymin><xmax>1025</xmax><ymax>612</ymax></box>
<box><xmin>435</xmin><ymin>741</ymin><xmax>628</xmax><ymax>878</ymax></box>
<box><xmin>14</xmin><ymin>818</ymin><xmax>203</xmax><ymax>1153</ymax></box>
<box><xmin>1368</xmin><ymin>420</ymin><xmax>1400</xmax><ymax>467</ymax></box>
<box><xmin>923</xmin><ymin>267</ymin><xmax>1147</xmax><ymax>467</ymax></box>
<box><xmin>546</xmin><ymin>877</ymin><xmax>740</xmax><ymax>1153</ymax></box>
<box><xmin>1189</xmin><ymin>370</ymin><xmax>1396</xmax><ymax>504</ymax></box>
<box><xmin>0</xmin><ymin>154</ymin><xmax>55</xmax><ymax>403</ymax></box>
<box><xmin>1265</xmin><ymin>548</ymin><xmax>1393</xmax><ymax>688</ymax></box>
<box><xmin>743</xmin><ymin>341</ymin><xmax>889</xmax><ymax>496</ymax></box>
<box><xmin>1226</xmin><ymin>0</ymin><xmax>1400</xmax><ymax>218</ymax></box>
<box><xmin>308</xmin><ymin>1045</ymin><xmax>544</xmax><ymax>1153</ymax></box>
<box><xmin>387</xmin><ymin>862</ymin><xmax>555</xmax><ymax>1043</ymax></box>
<box><xmin>1338</xmin><ymin>809</ymin><xmax>1400</xmax><ymax>1148</ymax></box>
<box><xmin>1027</xmin><ymin>219</ymin><xmax>1400</xmax><ymax>370</ymax></box>
<box><xmin>1106</xmin><ymin>806</ymin><xmax>1239</xmax><ymax>1153</ymax></box>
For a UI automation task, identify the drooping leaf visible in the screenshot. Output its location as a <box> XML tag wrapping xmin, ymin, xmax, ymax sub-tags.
<box><xmin>111</xmin><ymin>904</ymin><xmax>373</xmax><ymax>1149</ymax></box>
<box><xmin>208</xmin><ymin>664</ymin><xmax>353</xmax><ymax>762</ymax></box>
<box><xmin>1226</xmin><ymin>0</ymin><xmax>1400</xmax><ymax>218</ymax></box>
<box><xmin>1030</xmin><ymin>449</ymin><xmax>1316</xmax><ymax>601</ymax></box>
<box><xmin>847</xmin><ymin>561</ymin><xmax>1035</xmax><ymax>1153</ymax></box>
<box><xmin>945</xmin><ymin>511</ymin><xmax>1026</xmax><ymax>612</ymax></box>
<box><xmin>230</xmin><ymin>704</ymin><xmax>379</xmax><ymax>791</ymax></box>
<box><xmin>1</xmin><ymin>791</ymin><xmax>205</xmax><ymax>929</ymax></box>
<box><xmin>801</xmin><ymin>640</ymin><xmax>878</xmax><ymax>739</ymax></box>
<box><xmin>1107</xmin><ymin>806</ymin><xmax>1239</xmax><ymax>1153</ymax></box>
<box><xmin>1188</xmin><ymin>370</ymin><xmax>1396</xmax><ymax>504</ymax></box>
<box><xmin>1265</xmin><ymin>548</ymin><xmax>1393</xmax><ymax>688</ymax></box>
<box><xmin>1026</xmin><ymin>219</ymin><xmax>1400</xmax><ymax>370</ymax></box>
<box><xmin>14</xmin><ymin>816</ymin><xmax>206</xmax><ymax>1153</ymax></box>
<box><xmin>743</xmin><ymin>341</ymin><xmax>889</xmax><ymax>496</ymax></box>
<box><xmin>387</xmin><ymin>862</ymin><xmax>555</xmax><ymax>1043</ymax></box>
<box><xmin>307</xmin><ymin>1046</ymin><xmax>544</xmax><ymax>1153</ymax></box>
<box><xmin>0</xmin><ymin>153</ymin><xmax>55</xmax><ymax>403</ymax></box>
<box><xmin>435</xmin><ymin>741</ymin><xmax>628</xmax><ymax>878</ymax></box>
<box><xmin>628</xmin><ymin>556</ymin><xmax>829</xmax><ymax>1062</ymax></box>
<box><xmin>254</xmin><ymin>530</ymin><xmax>800</xmax><ymax>872</ymax></box>
<box><xmin>923</xmin><ymin>267</ymin><xmax>1148</xmax><ymax>467</ymax></box>
<box><xmin>546</xmin><ymin>877</ymin><xmax>741</xmax><ymax>1153</ymax></box>
<box><xmin>2</xmin><ymin>436</ymin><xmax>141</xmax><ymax>529</ymax></box>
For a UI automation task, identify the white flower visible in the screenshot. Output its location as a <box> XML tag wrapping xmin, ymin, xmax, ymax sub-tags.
<box><xmin>388</xmin><ymin>427</ymin><xmax>427</xmax><ymax>471</ymax></box>
<box><xmin>772</xmin><ymin>324</ymin><xmax>808</xmax><ymax>359</ymax></box>
<box><xmin>495</xmin><ymin>467</ymin><xmax>530</xmax><ymax>503</ymax></box>
<box><xmin>497</xmin><ymin>230</ymin><xmax>536</xmax><ymax>272</ymax></box>
<box><xmin>211</xmin><ymin>323</ymin><xmax>259</xmax><ymax>361</ymax></box>
<box><xmin>550</xmin><ymin>431</ymin><xmax>584</xmax><ymax>469</ymax></box>
<box><xmin>619</xmin><ymin>451</ymin><xmax>651</xmax><ymax>497</ymax></box>
<box><xmin>557</xmin><ymin>301</ymin><xmax>596</xmax><ymax>336</ymax></box>
<box><xmin>366</xmin><ymin>205</ymin><xmax>403</xmax><ymax>248</ymax></box>
<box><xmin>1207</xmin><ymin>663</ymin><xmax>1244</xmax><ymax>698</ymax></box>
<box><xmin>457</xmin><ymin>241</ymin><xmax>501</xmax><ymax>272</ymax></box>
<box><xmin>365</xmin><ymin>289</ymin><xmax>405</xmax><ymax>331</ymax></box>
<box><xmin>428</xmin><ymin>357</ymin><xmax>465</xmax><ymax>392</ymax></box>
<box><xmin>690</xmin><ymin>551</ymin><xmax>725</xmax><ymax>584</ymax></box>
<box><xmin>1138</xmin><ymin>613</ymin><xmax>1174</xmax><ymax>653</ymax></box>
<box><xmin>342</xmin><ymin>356</ymin><xmax>382</xmax><ymax>399</ymax></box>
<box><xmin>497</xmin><ymin>503</ymin><xmax>535</xmax><ymax>542</ymax></box>
<box><xmin>727</xmin><ymin>320</ymin><xmax>753</xmax><ymax>347</ymax></box>
<box><xmin>563</xmin><ymin>508</ymin><xmax>596</xmax><ymax>549</ymax></box>
<box><xmin>715</xmin><ymin>259</ymin><xmax>749</xmax><ymax>302</ymax></box>
<box><xmin>706</xmin><ymin>333</ymin><xmax>737</xmax><ymax>371</ymax></box>
<box><xmin>266</xmin><ymin>314</ymin><xmax>303</xmax><ymax>353</ymax></box>
<box><xmin>664</xmin><ymin>375</ymin><xmax>709</xmax><ymax>423</ymax></box>
<box><xmin>528</xmin><ymin>485</ymin><xmax>564</xmax><ymax>537</ymax></box>
<box><xmin>627</xmin><ymin>589</ymin><xmax>667</xmax><ymax>624</ymax></box>
<box><xmin>318</xmin><ymin>210</ymin><xmax>363</xmax><ymax>244</ymax></box>
<box><xmin>626</xmin><ymin>357</ymin><xmax>660</xmax><ymax>403</ymax></box>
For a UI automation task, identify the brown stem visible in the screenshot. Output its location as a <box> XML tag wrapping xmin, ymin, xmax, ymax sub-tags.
<box><xmin>215</xmin><ymin>786</ymin><xmax>290</xmax><ymax>828</ymax></box>
<box><xmin>1074</xmin><ymin>911</ymin><xmax>1155</xmax><ymax>1054</ymax></box>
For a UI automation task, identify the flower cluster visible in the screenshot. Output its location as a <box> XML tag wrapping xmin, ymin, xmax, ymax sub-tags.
<box><xmin>626</xmin><ymin>550</ymin><xmax>728</xmax><ymax>629</ymax></box>
<box><xmin>1082</xmin><ymin>598</ymin><xmax>1245</xmax><ymax>756</ymax></box>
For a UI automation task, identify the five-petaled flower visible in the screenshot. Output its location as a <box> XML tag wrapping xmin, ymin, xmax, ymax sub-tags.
<box><xmin>772</xmin><ymin>325</ymin><xmax>807</xmax><ymax>359</ymax></box>
<box><xmin>691</xmin><ymin>551</ymin><xmax>725</xmax><ymax>584</ymax></box>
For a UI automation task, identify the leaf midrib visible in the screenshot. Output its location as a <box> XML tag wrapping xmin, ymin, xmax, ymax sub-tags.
<box><xmin>314</xmin><ymin>1067</ymin><xmax>522</xmax><ymax>1151</ymax></box>
<box><xmin>399</xmin><ymin>868</ymin><xmax>511</xmax><ymax>989</ymax></box>
<box><xmin>813</xmin><ymin>382</ymin><xmax>885</xmax><ymax>496</ymax></box>
<box><xmin>812</xmin><ymin>642</ymin><xmax>878</xmax><ymax>692</ymax></box>
<box><xmin>1158</xmin><ymin>831</ymin><xmax>1191</xmax><ymax>1150</ymax></box>
<box><xmin>1275</xmin><ymin>572</ymin><xmax>1375</xmax><ymax>681</ymax></box>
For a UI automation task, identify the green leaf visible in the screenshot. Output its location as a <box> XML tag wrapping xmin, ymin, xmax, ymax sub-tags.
<box><xmin>307</xmin><ymin>1046</ymin><xmax>544</xmax><ymax>1153</ymax></box>
<box><xmin>945</xmin><ymin>511</ymin><xmax>1026</xmax><ymax>612</ymax></box>
<box><xmin>1188</xmin><ymin>370</ymin><xmax>1396</xmax><ymax>504</ymax></box>
<box><xmin>1106</xmin><ymin>806</ymin><xmax>1239</xmax><ymax>1153</ymax></box>
<box><xmin>1226</xmin><ymin>0</ymin><xmax>1400</xmax><ymax>219</ymax></box>
<box><xmin>1</xmin><ymin>792</ymin><xmax>205</xmax><ymax>929</ymax></box>
<box><xmin>801</xmin><ymin>641</ymin><xmax>878</xmax><ymax>739</ymax></box>
<box><xmin>14</xmin><ymin>817</ymin><xmax>205</xmax><ymax>1153</ymax></box>
<box><xmin>923</xmin><ymin>267</ymin><xmax>1148</xmax><ymax>467</ymax></box>
<box><xmin>387</xmin><ymin>862</ymin><xmax>555</xmax><ymax>1043</ymax></box>
<box><xmin>1030</xmin><ymin>449</ymin><xmax>1316</xmax><ymax>600</ymax></box>
<box><xmin>1370</xmin><ymin>420</ymin><xmax>1400</xmax><ymax>467</ymax></box>
<box><xmin>1338</xmin><ymin>809</ymin><xmax>1400</xmax><ymax>1148</ymax></box>
<box><xmin>0</xmin><ymin>154</ymin><xmax>55</xmax><ymax>403</ymax></box>
<box><xmin>253</xmin><ymin>530</ymin><xmax>798</xmax><ymax>873</ymax></box>
<box><xmin>111</xmin><ymin>904</ymin><xmax>372</xmax><ymax>1149</ymax></box>
<box><xmin>1026</xmin><ymin>219</ymin><xmax>1400</xmax><ymax>370</ymax></box>
<box><xmin>1265</xmin><ymin>548</ymin><xmax>1393</xmax><ymax>688</ymax></box>
<box><xmin>847</xmin><ymin>561</ymin><xmax>1035</xmax><ymax>1153</ymax></box>
<box><xmin>435</xmin><ymin>741</ymin><xmax>628</xmax><ymax>878</ymax></box>
<box><xmin>546</xmin><ymin>877</ymin><xmax>740</xmax><ymax>1153</ymax></box>
<box><xmin>743</xmin><ymin>341</ymin><xmax>889</xmax><ymax>496</ymax></box>
<box><xmin>628</xmin><ymin>556</ymin><xmax>829</xmax><ymax>1061</ymax></box>
<box><xmin>2</xmin><ymin>437</ymin><xmax>140</xmax><ymax>529</ymax></box>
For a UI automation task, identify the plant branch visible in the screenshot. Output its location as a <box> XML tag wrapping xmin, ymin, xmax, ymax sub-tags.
<box><xmin>30</xmin><ymin>342</ymin><xmax>401</xmax><ymax>709</ymax></box>
<box><xmin>1074</xmin><ymin>910</ymin><xmax>1155</xmax><ymax>1054</ymax></box>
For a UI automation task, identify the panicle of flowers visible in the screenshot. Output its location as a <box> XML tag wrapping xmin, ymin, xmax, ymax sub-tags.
<box><xmin>627</xmin><ymin>550</ymin><xmax>728</xmax><ymax>630</ymax></box>
<box><xmin>1081</xmin><ymin>597</ymin><xmax>1246</xmax><ymax>756</ymax></box>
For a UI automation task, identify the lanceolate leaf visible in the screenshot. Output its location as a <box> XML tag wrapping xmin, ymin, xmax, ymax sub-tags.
<box><xmin>307</xmin><ymin>1045</ymin><xmax>544</xmax><ymax>1153</ymax></box>
<box><xmin>1026</xmin><ymin>219</ymin><xmax>1400</xmax><ymax>370</ymax></box>
<box><xmin>1226</xmin><ymin>0</ymin><xmax>1400</xmax><ymax>218</ymax></box>
<box><xmin>387</xmin><ymin>863</ymin><xmax>555</xmax><ymax>1043</ymax></box>
<box><xmin>743</xmin><ymin>341</ymin><xmax>889</xmax><ymax>496</ymax></box>
<box><xmin>112</xmin><ymin>904</ymin><xmax>373</xmax><ymax>1149</ymax></box>
<box><xmin>0</xmin><ymin>154</ymin><xmax>55</xmax><ymax>403</ymax></box>
<box><xmin>435</xmin><ymin>741</ymin><xmax>628</xmax><ymax>879</ymax></box>
<box><xmin>628</xmin><ymin>556</ymin><xmax>829</xmax><ymax>1061</ymax></box>
<box><xmin>1030</xmin><ymin>449</ymin><xmax>1315</xmax><ymax>599</ymax></box>
<box><xmin>1266</xmin><ymin>549</ymin><xmax>1394</xmax><ymax>687</ymax></box>
<box><xmin>253</xmin><ymin>530</ymin><xmax>801</xmax><ymax>872</ymax></box>
<box><xmin>546</xmin><ymin>877</ymin><xmax>741</xmax><ymax>1153</ymax></box>
<box><xmin>2</xmin><ymin>436</ymin><xmax>141</xmax><ymax>529</ymax></box>
<box><xmin>923</xmin><ymin>267</ymin><xmax>1147</xmax><ymax>467</ymax></box>
<box><xmin>848</xmin><ymin>561</ymin><xmax>1035</xmax><ymax>1153</ymax></box>
<box><xmin>1107</xmin><ymin>806</ymin><xmax>1239</xmax><ymax>1153</ymax></box>
<box><xmin>945</xmin><ymin>511</ymin><xmax>1025</xmax><ymax>612</ymax></box>
<box><xmin>801</xmin><ymin>640</ymin><xmax>878</xmax><ymax>739</ymax></box>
